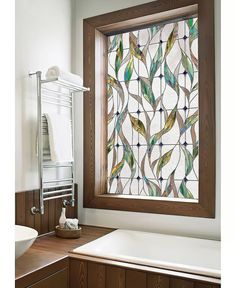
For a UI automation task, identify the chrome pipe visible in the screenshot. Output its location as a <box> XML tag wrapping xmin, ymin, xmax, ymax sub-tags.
<box><xmin>43</xmin><ymin>183</ymin><xmax>73</xmax><ymax>189</ymax></box>
<box><xmin>42</xmin><ymin>99</ymin><xmax>72</xmax><ymax>108</ymax></box>
<box><xmin>41</xmin><ymin>87</ymin><xmax>72</xmax><ymax>98</ymax></box>
<box><xmin>43</xmin><ymin>164</ymin><xmax>72</xmax><ymax>168</ymax></box>
<box><xmin>43</xmin><ymin>188</ymin><xmax>72</xmax><ymax>196</ymax></box>
<box><xmin>71</xmin><ymin>91</ymin><xmax>75</xmax><ymax>207</ymax></box>
<box><xmin>42</xmin><ymin>93</ymin><xmax>72</xmax><ymax>104</ymax></box>
<box><xmin>43</xmin><ymin>193</ymin><xmax>73</xmax><ymax>201</ymax></box>
<box><xmin>43</xmin><ymin>178</ymin><xmax>73</xmax><ymax>183</ymax></box>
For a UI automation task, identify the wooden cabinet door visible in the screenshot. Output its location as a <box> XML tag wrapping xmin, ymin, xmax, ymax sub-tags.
<box><xmin>29</xmin><ymin>268</ymin><xmax>68</xmax><ymax>288</ymax></box>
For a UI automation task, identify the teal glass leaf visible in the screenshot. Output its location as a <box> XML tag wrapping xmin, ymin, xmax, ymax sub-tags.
<box><xmin>150</xmin><ymin>44</ymin><xmax>162</xmax><ymax>82</ymax></box>
<box><xmin>180</xmin><ymin>111</ymin><xmax>198</xmax><ymax>135</ymax></box>
<box><xmin>115</xmin><ymin>39</ymin><xmax>123</xmax><ymax>78</ymax></box>
<box><xmin>164</xmin><ymin>61</ymin><xmax>179</xmax><ymax>95</ymax></box>
<box><xmin>189</xmin><ymin>19</ymin><xmax>198</xmax><ymax>45</ymax></box>
<box><xmin>108</xmin><ymin>34</ymin><xmax>121</xmax><ymax>52</ymax></box>
<box><xmin>164</xmin><ymin>23</ymin><xmax>178</xmax><ymax>57</ymax></box>
<box><xmin>144</xmin><ymin>177</ymin><xmax>161</xmax><ymax>196</ymax></box>
<box><xmin>179</xmin><ymin>181</ymin><xmax>194</xmax><ymax>199</ymax></box>
<box><xmin>181</xmin><ymin>50</ymin><xmax>194</xmax><ymax>84</ymax></box>
<box><xmin>182</xmin><ymin>147</ymin><xmax>193</xmax><ymax>176</ymax></box>
<box><xmin>140</xmin><ymin>77</ymin><xmax>155</xmax><ymax>106</ymax></box>
<box><xmin>124</xmin><ymin>56</ymin><xmax>133</xmax><ymax>83</ymax></box>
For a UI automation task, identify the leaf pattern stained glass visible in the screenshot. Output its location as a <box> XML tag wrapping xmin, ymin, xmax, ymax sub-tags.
<box><xmin>107</xmin><ymin>17</ymin><xmax>199</xmax><ymax>200</ymax></box>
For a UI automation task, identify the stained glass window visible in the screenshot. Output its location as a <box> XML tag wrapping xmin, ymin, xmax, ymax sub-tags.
<box><xmin>107</xmin><ymin>17</ymin><xmax>198</xmax><ymax>200</ymax></box>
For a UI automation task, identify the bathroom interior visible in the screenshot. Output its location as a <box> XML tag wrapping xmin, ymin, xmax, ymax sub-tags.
<box><xmin>12</xmin><ymin>0</ymin><xmax>223</xmax><ymax>287</ymax></box>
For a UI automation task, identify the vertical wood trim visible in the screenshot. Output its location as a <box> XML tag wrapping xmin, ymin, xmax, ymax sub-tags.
<box><xmin>41</xmin><ymin>200</ymin><xmax>49</xmax><ymax>234</ymax></box>
<box><xmin>147</xmin><ymin>273</ymin><xmax>170</xmax><ymax>288</ymax></box>
<box><xmin>94</xmin><ymin>29</ymin><xmax>108</xmax><ymax>195</ymax></box>
<box><xmin>69</xmin><ymin>259</ymin><xmax>87</xmax><ymax>288</ymax></box>
<box><xmin>88</xmin><ymin>262</ymin><xmax>105</xmax><ymax>288</ymax></box>
<box><xmin>25</xmin><ymin>190</ymin><xmax>35</xmax><ymax>229</ymax></box>
<box><xmin>83</xmin><ymin>19</ymin><xmax>96</xmax><ymax>205</ymax></box>
<box><xmin>106</xmin><ymin>265</ymin><xmax>125</xmax><ymax>288</ymax></box>
<box><xmin>48</xmin><ymin>198</ymin><xmax>56</xmax><ymax>231</ymax></box>
<box><xmin>198</xmin><ymin>0</ymin><xmax>215</xmax><ymax>217</ymax></box>
<box><xmin>126</xmin><ymin>269</ymin><xmax>147</xmax><ymax>288</ymax></box>
<box><xmin>170</xmin><ymin>277</ymin><xmax>194</xmax><ymax>288</ymax></box>
<box><xmin>16</xmin><ymin>192</ymin><xmax>26</xmax><ymax>225</ymax></box>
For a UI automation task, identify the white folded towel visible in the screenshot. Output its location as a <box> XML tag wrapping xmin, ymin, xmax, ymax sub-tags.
<box><xmin>45</xmin><ymin>66</ymin><xmax>83</xmax><ymax>86</ymax></box>
<box><xmin>45</xmin><ymin>113</ymin><xmax>73</xmax><ymax>163</ymax></box>
<box><xmin>64</xmin><ymin>218</ymin><xmax>79</xmax><ymax>230</ymax></box>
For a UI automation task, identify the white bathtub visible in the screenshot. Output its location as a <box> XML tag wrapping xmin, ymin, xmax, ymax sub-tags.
<box><xmin>73</xmin><ymin>229</ymin><xmax>220</xmax><ymax>278</ymax></box>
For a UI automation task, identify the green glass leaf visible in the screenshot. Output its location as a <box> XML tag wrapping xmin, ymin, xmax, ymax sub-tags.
<box><xmin>149</xmin><ymin>106</ymin><xmax>177</xmax><ymax>145</ymax></box>
<box><xmin>149</xmin><ymin>133</ymin><xmax>158</xmax><ymax>146</ymax></box>
<box><xmin>107</xmin><ymin>74</ymin><xmax>125</xmax><ymax>110</ymax></box>
<box><xmin>108</xmin><ymin>34</ymin><xmax>121</xmax><ymax>52</ymax></box>
<box><xmin>129</xmin><ymin>32</ymin><xmax>145</xmax><ymax>63</ymax></box>
<box><xmin>144</xmin><ymin>177</ymin><xmax>161</xmax><ymax>196</ymax></box>
<box><xmin>124</xmin><ymin>56</ymin><xmax>134</xmax><ymax>83</ymax></box>
<box><xmin>179</xmin><ymin>181</ymin><xmax>194</xmax><ymax>199</ymax></box>
<box><xmin>156</xmin><ymin>149</ymin><xmax>173</xmax><ymax>178</ymax></box>
<box><xmin>129</xmin><ymin>113</ymin><xmax>146</xmax><ymax>137</ymax></box>
<box><xmin>162</xmin><ymin>170</ymin><xmax>178</xmax><ymax>197</ymax></box>
<box><xmin>150</xmin><ymin>44</ymin><xmax>162</xmax><ymax>82</ymax></box>
<box><xmin>124</xmin><ymin>145</ymin><xmax>135</xmax><ymax>170</ymax></box>
<box><xmin>186</xmin><ymin>18</ymin><xmax>194</xmax><ymax>29</ymax></box>
<box><xmin>192</xmin><ymin>82</ymin><xmax>198</xmax><ymax>92</ymax></box>
<box><xmin>116</xmin><ymin>107</ymin><xmax>128</xmax><ymax>133</ymax></box>
<box><xmin>193</xmin><ymin>141</ymin><xmax>199</xmax><ymax>159</ymax></box>
<box><xmin>189</xmin><ymin>19</ymin><xmax>198</xmax><ymax>46</ymax></box>
<box><xmin>140</xmin><ymin>77</ymin><xmax>155</xmax><ymax>106</ymax></box>
<box><xmin>164</xmin><ymin>61</ymin><xmax>179</xmax><ymax>94</ymax></box>
<box><xmin>162</xmin><ymin>106</ymin><xmax>177</xmax><ymax>133</ymax></box>
<box><xmin>182</xmin><ymin>147</ymin><xmax>193</xmax><ymax>176</ymax></box>
<box><xmin>180</xmin><ymin>111</ymin><xmax>198</xmax><ymax>135</ymax></box>
<box><xmin>164</xmin><ymin>23</ymin><xmax>178</xmax><ymax>57</ymax></box>
<box><xmin>149</xmin><ymin>25</ymin><xmax>160</xmax><ymax>39</ymax></box>
<box><xmin>181</xmin><ymin>50</ymin><xmax>194</xmax><ymax>84</ymax></box>
<box><xmin>115</xmin><ymin>39</ymin><xmax>123</xmax><ymax>78</ymax></box>
<box><xmin>107</xmin><ymin>132</ymin><xmax>115</xmax><ymax>154</ymax></box>
<box><xmin>110</xmin><ymin>159</ymin><xmax>125</xmax><ymax>179</ymax></box>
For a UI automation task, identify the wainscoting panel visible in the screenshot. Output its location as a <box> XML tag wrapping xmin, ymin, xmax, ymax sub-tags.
<box><xmin>15</xmin><ymin>187</ymin><xmax>78</xmax><ymax>235</ymax></box>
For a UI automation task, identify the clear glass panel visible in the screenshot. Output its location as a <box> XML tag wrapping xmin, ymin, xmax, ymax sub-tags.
<box><xmin>107</xmin><ymin>16</ymin><xmax>199</xmax><ymax>200</ymax></box>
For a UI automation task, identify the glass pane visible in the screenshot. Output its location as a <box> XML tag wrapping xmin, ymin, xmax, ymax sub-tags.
<box><xmin>107</xmin><ymin>16</ymin><xmax>199</xmax><ymax>200</ymax></box>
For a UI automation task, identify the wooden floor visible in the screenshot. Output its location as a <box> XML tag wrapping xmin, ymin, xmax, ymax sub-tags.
<box><xmin>15</xmin><ymin>225</ymin><xmax>114</xmax><ymax>280</ymax></box>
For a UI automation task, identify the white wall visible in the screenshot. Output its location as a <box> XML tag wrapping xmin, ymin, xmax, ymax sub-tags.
<box><xmin>72</xmin><ymin>0</ymin><xmax>221</xmax><ymax>240</ymax></box>
<box><xmin>15</xmin><ymin>0</ymin><xmax>71</xmax><ymax>191</ymax></box>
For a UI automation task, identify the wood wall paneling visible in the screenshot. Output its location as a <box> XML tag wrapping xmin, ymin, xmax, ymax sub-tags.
<box><xmin>88</xmin><ymin>262</ymin><xmax>106</xmax><ymax>288</ymax></box>
<box><xmin>170</xmin><ymin>277</ymin><xmax>194</xmax><ymax>288</ymax></box>
<box><xmin>68</xmin><ymin>258</ymin><xmax>220</xmax><ymax>288</ymax></box>
<box><xmin>106</xmin><ymin>265</ymin><xmax>125</xmax><ymax>288</ymax></box>
<box><xmin>126</xmin><ymin>269</ymin><xmax>147</xmax><ymax>288</ymax></box>
<box><xmin>69</xmin><ymin>259</ymin><xmax>87</xmax><ymax>288</ymax></box>
<box><xmin>16</xmin><ymin>192</ymin><xmax>26</xmax><ymax>225</ymax></box>
<box><xmin>15</xmin><ymin>188</ymin><xmax>78</xmax><ymax>235</ymax></box>
<box><xmin>147</xmin><ymin>273</ymin><xmax>170</xmax><ymax>288</ymax></box>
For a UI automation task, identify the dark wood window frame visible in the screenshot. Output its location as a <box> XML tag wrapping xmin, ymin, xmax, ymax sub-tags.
<box><xmin>83</xmin><ymin>0</ymin><xmax>215</xmax><ymax>217</ymax></box>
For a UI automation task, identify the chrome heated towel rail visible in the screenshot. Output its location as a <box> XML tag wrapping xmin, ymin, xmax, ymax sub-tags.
<box><xmin>29</xmin><ymin>71</ymin><xmax>89</xmax><ymax>214</ymax></box>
